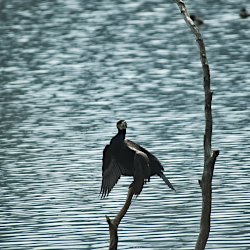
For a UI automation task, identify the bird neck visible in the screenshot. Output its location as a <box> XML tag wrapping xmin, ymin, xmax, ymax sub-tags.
<box><xmin>118</xmin><ymin>129</ymin><xmax>126</xmax><ymax>140</ymax></box>
<box><xmin>110</xmin><ymin>129</ymin><xmax>126</xmax><ymax>145</ymax></box>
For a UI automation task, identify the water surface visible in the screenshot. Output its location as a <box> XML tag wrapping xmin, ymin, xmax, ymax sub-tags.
<box><xmin>0</xmin><ymin>0</ymin><xmax>250</xmax><ymax>249</ymax></box>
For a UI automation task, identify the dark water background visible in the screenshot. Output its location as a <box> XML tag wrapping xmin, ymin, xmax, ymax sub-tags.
<box><xmin>0</xmin><ymin>0</ymin><xmax>249</xmax><ymax>249</ymax></box>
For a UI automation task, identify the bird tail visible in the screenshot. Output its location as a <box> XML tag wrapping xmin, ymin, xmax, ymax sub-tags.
<box><xmin>159</xmin><ymin>172</ymin><xmax>175</xmax><ymax>191</ymax></box>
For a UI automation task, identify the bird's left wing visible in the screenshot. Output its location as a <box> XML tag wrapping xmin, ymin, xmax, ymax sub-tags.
<box><xmin>130</xmin><ymin>150</ymin><xmax>150</xmax><ymax>196</ymax></box>
<box><xmin>100</xmin><ymin>145</ymin><xmax>122</xmax><ymax>198</ymax></box>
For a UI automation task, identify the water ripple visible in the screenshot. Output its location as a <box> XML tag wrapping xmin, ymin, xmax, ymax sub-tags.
<box><xmin>1</xmin><ymin>0</ymin><xmax>250</xmax><ymax>249</ymax></box>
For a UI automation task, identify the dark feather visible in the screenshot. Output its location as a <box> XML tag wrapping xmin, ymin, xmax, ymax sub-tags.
<box><xmin>100</xmin><ymin>145</ymin><xmax>122</xmax><ymax>198</ymax></box>
<box><xmin>158</xmin><ymin>172</ymin><xmax>176</xmax><ymax>191</ymax></box>
<box><xmin>125</xmin><ymin>139</ymin><xmax>164</xmax><ymax>174</ymax></box>
<box><xmin>100</xmin><ymin>120</ymin><xmax>175</xmax><ymax>198</ymax></box>
<box><xmin>129</xmin><ymin>150</ymin><xmax>150</xmax><ymax>195</ymax></box>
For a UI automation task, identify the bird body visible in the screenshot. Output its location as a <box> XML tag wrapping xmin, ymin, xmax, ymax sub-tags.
<box><xmin>240</xmin><ymin>8</ymin><xmax>250</xmax><ymax>18</ymax></box>
<box><xmin>100</xmin><ymin>120</ymin><xmax>175</xmax><ymax>198</ymax></box>
<box><xmin>190</xmin><ymin>14</ymin><xmax>204</xmax><ymax>26</ymax></box>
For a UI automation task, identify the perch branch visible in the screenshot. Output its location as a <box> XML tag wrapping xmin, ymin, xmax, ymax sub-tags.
<box><xmin>174</xmin><ymin>1</ymin><xmax>220</xmax><ymax>249</ymax></box>
<box><xmin>106</xmin><ymin>188</ymin><xmax>134</xmax><ymax>250</ymax></box>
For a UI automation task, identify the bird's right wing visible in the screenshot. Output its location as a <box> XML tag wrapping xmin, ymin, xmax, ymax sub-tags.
<box><xmin>100</xmin><ymin>145</ymin><xmax>122</xmax><ymax>198</ymax></box>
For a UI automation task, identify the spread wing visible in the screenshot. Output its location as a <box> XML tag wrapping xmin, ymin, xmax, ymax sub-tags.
<box><xmin>100</xmin><ymin>144</ymin><xmax>122</xmax><ymax>198</ymax></box>
<box><xmin>129</xmin><ymin>150</ymin><xmax>150</xmax><ymax>196</ymax></box>
<box><xmin>126</xmin><ymin>139</ymin><xmax>164</xmax><ymax>171</ymax></box>
<box><xmin>126</xmin><ymin>139</ymin><xmax>175</xmax><ymax>191</ymax></box>
<box><xmin>125</xmin><ymin>139</ymin><xmax>143</xmax><ymax>151</ymax></box>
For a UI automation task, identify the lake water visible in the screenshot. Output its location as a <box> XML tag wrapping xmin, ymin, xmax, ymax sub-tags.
<box><xmin>0</xmin><ymin>0</ymin><xmax>249</xmax><ymax>249</ymax></box>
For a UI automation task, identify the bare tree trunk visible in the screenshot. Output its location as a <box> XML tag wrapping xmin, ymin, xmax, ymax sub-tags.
<box><xmin>106</xmin><ymin>188</ymin><xmax>134</xmax><ymax>250</ymax></box>
<box><xmin>174</xmin><ymin>1</ymin><xmax>220</xmax><ymax>249</ymax></box>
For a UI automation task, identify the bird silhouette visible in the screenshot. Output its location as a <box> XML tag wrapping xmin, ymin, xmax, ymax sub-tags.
<box><xmin>100</xmin><ymin>120</ymin><xmax>175</xmax><ymax>198</ymax></box>
<box><xmin>240</xmin><ymin>8</ymin><xmax>250</xmax><ymax>18</ymax></box>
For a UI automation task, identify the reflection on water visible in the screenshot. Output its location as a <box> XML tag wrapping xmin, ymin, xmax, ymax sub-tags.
<box><xmin>0</xmin><ymin>0</ymin><xmax>250</xmax><ymax>249</ymax></box>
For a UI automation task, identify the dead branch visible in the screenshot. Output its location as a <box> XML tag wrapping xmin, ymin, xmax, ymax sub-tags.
<box><xmin>106</xmin><ymin>188</ymin><xmax>134</xmax><ymax>250</ymax></box>
<box><xmin>174</xmin><ymin>1</ymin><xmax>220</xmax><ymax>249</ymax></box>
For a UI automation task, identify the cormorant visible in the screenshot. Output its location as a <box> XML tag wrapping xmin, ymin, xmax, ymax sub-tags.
<box><xmin>240</xmin><ymin>8</ymin><xmax>250</xmax><ymax>19</ymax></box>
<box><xmin>100</xmin><ymin>120</ymin><xmax>175</xmax><ymax>198</ymax></box>
<box><xmin>190</xmin><ymin>14</ymin><xmax>204</xmax><ymax>26</ymax></box>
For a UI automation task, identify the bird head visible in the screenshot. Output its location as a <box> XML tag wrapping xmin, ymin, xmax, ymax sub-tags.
<box><xmin>117</xmin><ymin>120</ymin><xmax>127</xmax><ymax>130</ymax></box>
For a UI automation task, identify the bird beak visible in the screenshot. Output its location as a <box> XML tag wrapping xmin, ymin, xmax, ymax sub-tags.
<box><xmin>123</xmin><ymin>121</ymin><xmax>127</xmax><ymax>129</ymax></box>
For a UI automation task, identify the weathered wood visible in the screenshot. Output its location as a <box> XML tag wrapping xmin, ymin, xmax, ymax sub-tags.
<box><xmin>174</xmin><ymin>1</ymin><xmax>220</xmax><ymax>249</ymax></box>
<box><xmin>106</xmin><ymin>188</ymin><xmax>134</xmax><ymax>250</ymax></box>
<box><xmin>106</xmin><ymin>216</ymin><xmax>118</xmax><ymax>250</ymax></box>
